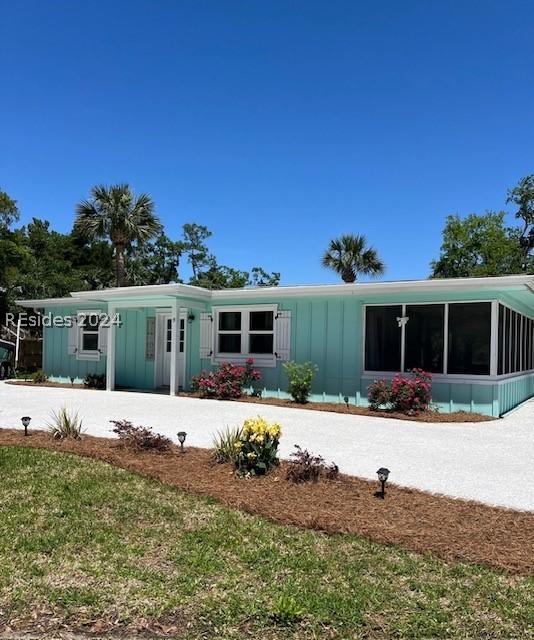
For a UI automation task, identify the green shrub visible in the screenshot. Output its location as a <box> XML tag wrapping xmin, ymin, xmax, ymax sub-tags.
<box><xmin>84</xmin><ymin>373</ymin><xmax>106</xmax><ymax>390</ymax></box>
<box><xmin>32</xmin><ymin>370</ymin><xmax>48</xmax><ymax>384</ymax></box>
<box><xmin>234</xmin><ymin>416</ymin><xmax>282</xmax><ymax>476</ymax></box>
<box><xmin>47</xmin><ymin>407</ymin><xmax>84</xmax><ymax>440</ymax></box>
<box><xmin>212</xmin><ymin>425</ymin><xmax>243</xmax><ymax>463</ymax></box>
<box><xmin>283</xmin><ymin>361</ymin><xmax>318</xmax><ymax>403</ymax></box>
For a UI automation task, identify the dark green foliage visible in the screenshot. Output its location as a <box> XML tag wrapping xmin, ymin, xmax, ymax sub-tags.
<box><xmin>31</xmin><ymin>369</ymin><xmax>48</xmax><ymax>383</ymax></box>
<box><xmin>322</xmin><ymin>234</ymin><xmax>385</xmax><ymax>283</ymax></box>
<box><xmin>84</xmin><ymin>373</ymin><xmax>106</xmax><ymax>390</ymax></box>
<box><xmin>431</xmin><ymin>211</ymin><xmax>529</xmax><ymax>277</ymax></box>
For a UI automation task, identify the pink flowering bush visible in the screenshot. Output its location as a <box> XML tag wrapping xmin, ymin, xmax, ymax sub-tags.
<box><xmin>191</xmin><ymin>358</ymin><xmax>261</xmax><ymax>400</ymax></box>
<box><xmin>368</xmin><ymin>369</ymin><xmax>432</xmax><ymax>415</ymax></box>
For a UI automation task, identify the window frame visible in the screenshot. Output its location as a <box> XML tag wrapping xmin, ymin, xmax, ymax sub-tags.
<box><xmin>363</xmin><ymin>299</ymin><xmax>534</xmax><ymax>382</ymax></box>
<box><xmin>212</xmin><ymin>304</ymin><xmax>278</xmax><ymax>367</ymax></box>
<box><xmin>77</xmin><ymin>310</ymin><xmax>102</xmax><ymax>361</ymax></box>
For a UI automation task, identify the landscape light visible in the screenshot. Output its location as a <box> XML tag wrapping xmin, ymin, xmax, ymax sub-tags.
<box><xmin>376</xmin><ymin>467</ymin><xmax>390</xmax><ymax>499</ymax></box>
<box><xmin>21</xmin><ymin>416</ymin><xmax>31</xmax><ymax>437</ymax></box>
<box><xmin>343</xmin><ymin>395</ymin><xmax>349</xmax><ymax>409</ymax></box>
<box><xmin>177</xmin><ymin>431</ymin><xmax>187</xmax><ymax>453</ymax></box>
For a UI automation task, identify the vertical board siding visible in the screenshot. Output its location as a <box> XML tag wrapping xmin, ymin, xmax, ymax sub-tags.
<box><xmin>43</xmin><ymin>305</ymin><xmax>106</xmax><ymax>382</ymax></box>
<box><xmin>115</xmin><ymin>309</ymin><xmax>155</xmax><ymax>390</ymax></box>
<box><xmin>498</xmin><ymin>374</ymin><xmax>534</xmax><ymax>415</ymax></box>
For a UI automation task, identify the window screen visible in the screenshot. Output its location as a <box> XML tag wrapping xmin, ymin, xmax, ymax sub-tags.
<box><xmin>404</xmin><ymin>304</ymin><xmax>445</xmax><ymax>373</ymax></box>
<box><xmin>365</xmin><ymin>305</ymin><xmax>402</xmax><ymax>371</ymax></box>
<box><xmin>447</xmin><ymin>303</ymin><xmax>491</xmax><ymax>375</ymax></box>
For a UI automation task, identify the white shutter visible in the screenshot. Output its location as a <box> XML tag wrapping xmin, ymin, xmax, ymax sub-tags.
<box><xmin>99</xmin><ymin>323</ymin><xmax>108</xmax><ymax>356</ymax></box>
<box><xmin>199</xmin><ymin>312</ymin><xmax>213</xmax><ymax>358</ymax></box>
<box><xmin>67</xmin><ymin>316</ymin><xmax>78</xmax><ymax>355</ymax></box>
<box><xmin>275</xmin><ymin>310</ymin><xmax>291</xmax><ymax>361</ymax></box>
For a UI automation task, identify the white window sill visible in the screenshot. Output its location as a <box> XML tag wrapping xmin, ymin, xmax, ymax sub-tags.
<box><xmin>76</xmin><ymin>351</ymin><xmax>101</xmax><ymax>362</ymax></box>
<box><xmin>212</xmin><ymin>354</ymin><xmax>277</xmax><ymax>368</ymax></box>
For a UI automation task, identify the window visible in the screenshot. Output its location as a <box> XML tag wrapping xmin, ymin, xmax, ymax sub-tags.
<box><xmin>447</xmin><ymin>303</ymin><xmax>491</xmax><ymax>375</ymax></box>
<box><xmin>78</xmin><ymin>312</ymin><xmax>101</xmax><ymax>360</ymax></box>
<box><xmin>404</xmin><ymin>304</ymin><xmax>444</xmax><ymax>373</ymax></box>
<box><xmin>365</xmin><ymin>305</ymin><xmax>402</xmax><ymax>371</ymax></box>
<box><xmin>165</xmin><ymin>317</ymin><xmax>186</xmax><ymax>354</ymax></box>
<box><xmin>214</xmin><ymin>306</ymin><xmax>276</xmax><ymax>360</ymax></box>
<box><xmin>218</xmin><ymin>311</ymin><xmax>242</xmax><ymax>353</ymax></box>
<box><xmin>497</xmin><ymin>304</ymin><xmax>534</xmax><ymax>375</ymax></box>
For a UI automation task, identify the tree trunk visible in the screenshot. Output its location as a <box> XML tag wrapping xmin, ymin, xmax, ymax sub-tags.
<box><xmin>115</xmin><ymin>243</ymin><xmax>126</xmax><ymax>287</ymax></box>
<box><xmin>342</xmin><ymin>269</ymin><xmax>356</xmax><ymax>283</ymax></box>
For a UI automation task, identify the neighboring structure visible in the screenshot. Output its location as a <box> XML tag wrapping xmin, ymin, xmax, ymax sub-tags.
<box><xmin>17</xmin><ymin>274</ymin><xmax>534</xmax><ymax>417</ymax></box>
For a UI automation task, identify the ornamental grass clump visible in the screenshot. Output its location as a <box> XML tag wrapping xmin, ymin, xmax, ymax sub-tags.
<box><xmin>212</xmin><ymin>425</ymin><xmax>243</xmax><ymax>463</ymax></box>
<box><xmin>191</xmin><ymin>358</ymin><xmax>261</xmax><ymax>399</ymax></box>
<box><xmin>48</xmin><ymin>407</ymin><xmax>84</xmax><ymax>440</ymax></box>
<box><xmin>234</xmin><ymin>416</ymin><xmax>281</xmax><ymax>476</ymax></box>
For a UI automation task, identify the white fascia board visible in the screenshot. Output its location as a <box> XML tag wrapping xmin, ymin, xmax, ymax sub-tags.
<box><xmin>70</xmin><ymin>283</ymin><xmax>212</xmax><ymax>300</ymax></box>
<box><xmin>211</xmin><ymin>275</ymin><xmax>534</xmax><ymax>300</ymax></box>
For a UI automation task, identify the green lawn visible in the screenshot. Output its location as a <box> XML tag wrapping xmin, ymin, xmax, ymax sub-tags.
<box><xmin>0</xmin><ymin>446</ymin><xmax>533</xmax><ymax>639</ymax></box>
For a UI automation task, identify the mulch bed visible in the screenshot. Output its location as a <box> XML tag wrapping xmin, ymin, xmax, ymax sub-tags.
<box><xmin>180</xmin><ymin>392</ymin><xmax>493</xmax><ymax>422</ymax></box>
<box><xmin>5</xmin><ymin>380</ymin><xmax>87</xmax><ymax>390</ymax></box>
<box><xmin>5</xmin><ymin>381</ymin><xmax>492</xmax><ymax>422</ymax></box>
<box><xmin>1</xmin><ymin>429</ymin><xmax>532</xmax><ymax>576</ymax></box>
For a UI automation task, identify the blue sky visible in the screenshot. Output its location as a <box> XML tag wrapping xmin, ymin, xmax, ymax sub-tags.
<box><xmin>2</xmin><ymin>0</ymin><xmax>533</xmax><ymax>284</ymax></box>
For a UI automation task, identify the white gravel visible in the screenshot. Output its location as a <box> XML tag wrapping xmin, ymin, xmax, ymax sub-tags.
<box><xmin>1</xmin><ymin>381</ymin><xmax>533</xmax><ymax>512</ymax></box>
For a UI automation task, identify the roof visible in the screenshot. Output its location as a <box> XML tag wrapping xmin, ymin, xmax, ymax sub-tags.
<box><xmin>15</xmin><ymin>274</ymin><xmax>534</xmax><ymax>307</ymax></box>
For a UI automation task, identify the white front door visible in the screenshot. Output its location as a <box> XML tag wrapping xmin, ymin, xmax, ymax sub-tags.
<box><xmin>156</xmin><ymin>312</ymin><xmax>186</xmax><ymax>388</ymax></box>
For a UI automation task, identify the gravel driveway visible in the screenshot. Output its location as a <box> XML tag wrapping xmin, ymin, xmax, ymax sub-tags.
<box><xmin>1</xmin><ymin>381</ymin><xmax>533</xmax><ymax>511</ymax></box>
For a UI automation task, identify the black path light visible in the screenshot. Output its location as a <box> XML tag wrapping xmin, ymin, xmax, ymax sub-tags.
<box><xmin>343</xmin><ymin>395</ymin><xmax>350</xmax><ymax>409</ymax></box>
<box><xmin>177</xmin><ymin>431</ymin><xmax>187</xmax><ymax>453</ymax></box>
<box><xmin>376</xmin><ymin>467</ymin><xmax>390</xmax><ymax>499</ymax></box>
<box><xmin>21</xmin><ymin>416</ymin><xmax>31</xmax><ymax>437</ymax></box>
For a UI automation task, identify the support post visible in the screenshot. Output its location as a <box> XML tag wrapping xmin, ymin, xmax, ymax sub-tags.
<box><xmin>169</xmin><ymin>300</ymin><xmax>182</xmax><ymax>396</ymax></box>
<box><xmin>106</xmin><ymin>304</ymin><xmax>116</xmax><ymax>391</ymax></box>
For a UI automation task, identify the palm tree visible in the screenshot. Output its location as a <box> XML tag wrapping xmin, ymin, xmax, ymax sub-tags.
<box><xmin>74</xmin><ymin>184</ymin><xmax>162</xmax><ymax>287</ymax></box>
<box><xmin>321</xmin><ymin>234</ymin><xmax>385</xmax><ymax>283</ymax></box>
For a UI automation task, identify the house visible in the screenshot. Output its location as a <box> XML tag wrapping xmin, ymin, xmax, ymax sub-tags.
<box><xmin>16</xmin><ymin>274</ymin><xmax>534</xmax><ymax>417</ymax></box>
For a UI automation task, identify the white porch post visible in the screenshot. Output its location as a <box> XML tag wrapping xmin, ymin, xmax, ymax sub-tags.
<box><xmin>169</xmin><ymin>299</ymin><xmax>182</xmax><ymax>396</ymax></box>
<box><xmin>106</xmin><ymin>303</ymin><xmax>117</xmax><ymax>391</ymax></box>
<box><xmin>490</xmin><ymin>300</ymin><xmax>499</xmax><ymax>377</ymax></box>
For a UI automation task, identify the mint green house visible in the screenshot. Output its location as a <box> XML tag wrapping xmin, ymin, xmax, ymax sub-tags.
<box><xmin>17</xmin><ymin>274</ymin><xmax>534</xmax><ymax>417</ymax></box>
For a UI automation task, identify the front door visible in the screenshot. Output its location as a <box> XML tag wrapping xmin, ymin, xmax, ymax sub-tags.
<box><xmin>156</xmin><ymin>312</ymin><xmax>186</xmax><ymax>388</ymax></box>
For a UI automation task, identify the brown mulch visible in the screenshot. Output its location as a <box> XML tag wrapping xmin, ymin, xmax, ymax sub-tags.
<box><xmin>1</xmin><ymin>429</ymin><xmax>532</xmax><ymax>576</ymax></box>
<box><xmin>180</xmin><ymin>392</ymin><xmax>493</xmax><ymax>422</ymax></box>
<box><xmin>5</xmin><ymin>380</ymin><xmax>87</xmax><ymax>390</ymax></box>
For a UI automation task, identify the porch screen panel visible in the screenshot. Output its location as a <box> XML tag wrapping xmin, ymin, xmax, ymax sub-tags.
<box><xmin>404</xmin><ymin>304</ymin><xmax>444</xmax><ymax>373</ymax></box>
<box><xmin>497</xmin><ymin>304</ymin><xmax>504</xmax><ymax>375</ymax></box>
<box><xmin>447</xmin><ymin>302</ymin><xmax>491</xmax><ymax>375</ymax></box>
<box><xmin>365</xmin><ymin>305</ymin><xmax>402</xmax><ymax>371</ymax></box>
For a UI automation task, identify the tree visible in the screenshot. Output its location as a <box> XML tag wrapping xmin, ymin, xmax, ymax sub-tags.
<box><xmin>321</xmin><ymin>234</ymin><xmax>385</xmax><ymax>283</ymax></box>
<box><xmin>430</xmin><ymin>212</ymin><xmax>528</xmax><ymax>278</ymax></box>
<box><xmin>190</xmin><ymin>257</ymin><xmax>250</xmax><ymax>289</ymax></box>
<box><xmin>0</xmin><ymin>189</ymin><xmax>19</xmax><ymax>228</ymax></box>
<box><xmin>182</xmin><ymin>223</ymin><xmax>212</xmax><ymax>279</ymax></box>
<box><xmin>250</xmin><ymin>266</ymin><xmax>280</xmax><ymax>287</ymax></box>
<box><xmin>126</xmin><ymin>233</ymin><xmax>184</xmax><ymax>285</ymax></box>
<box><xmin>507</xmin><ymin>174</ymin><xmax>534</xmax><ymax>266</ymax></box>
<box><xmin>74</xmin><ymin>184</ymin><xmax>162</xmax><ymax>287</ymax></box>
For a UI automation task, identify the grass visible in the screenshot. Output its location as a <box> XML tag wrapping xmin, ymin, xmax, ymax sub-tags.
<box><xmin>0</xmin><ymin>446</ymin><xmax>533</xmax><ymax>638</ymax></box>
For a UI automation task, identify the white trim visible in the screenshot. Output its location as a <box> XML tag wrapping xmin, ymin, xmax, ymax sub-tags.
<box><xmin>363</xmin><ymin>300</ymin><xmax>494</xmax><ymax>378</ymax></box>
<box><xmin>154</xmin><ymin>310</ymin><xmax>187</xmax><ymax>389</ymax></box>
<box><xmin>76</xmin><ymin>309</ymin><xmax>102</xmax><ymax>361</ymax></box>
<box><xmin>16</xmin><ymin>274</ymin><xmax>534</xmax><ymax>307</ymax></box>
<box><xmin>490</xmin><ymin>300</ymin><xmax>499</xmax><ymax>376</ymax></box>
<box><xmin>361</xmin><ymin>371</ymin><xmax>534</xmax><ymax>386</ymax></box>
<box><xmin>211</xmin><ymin>304</ymin><xmax>278</xmax><ymax>367</ymax></box>
<box><xmin>106</xmin><ymin>304</ymin><xmax>116</xmax><ymax>391</ymax></box>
